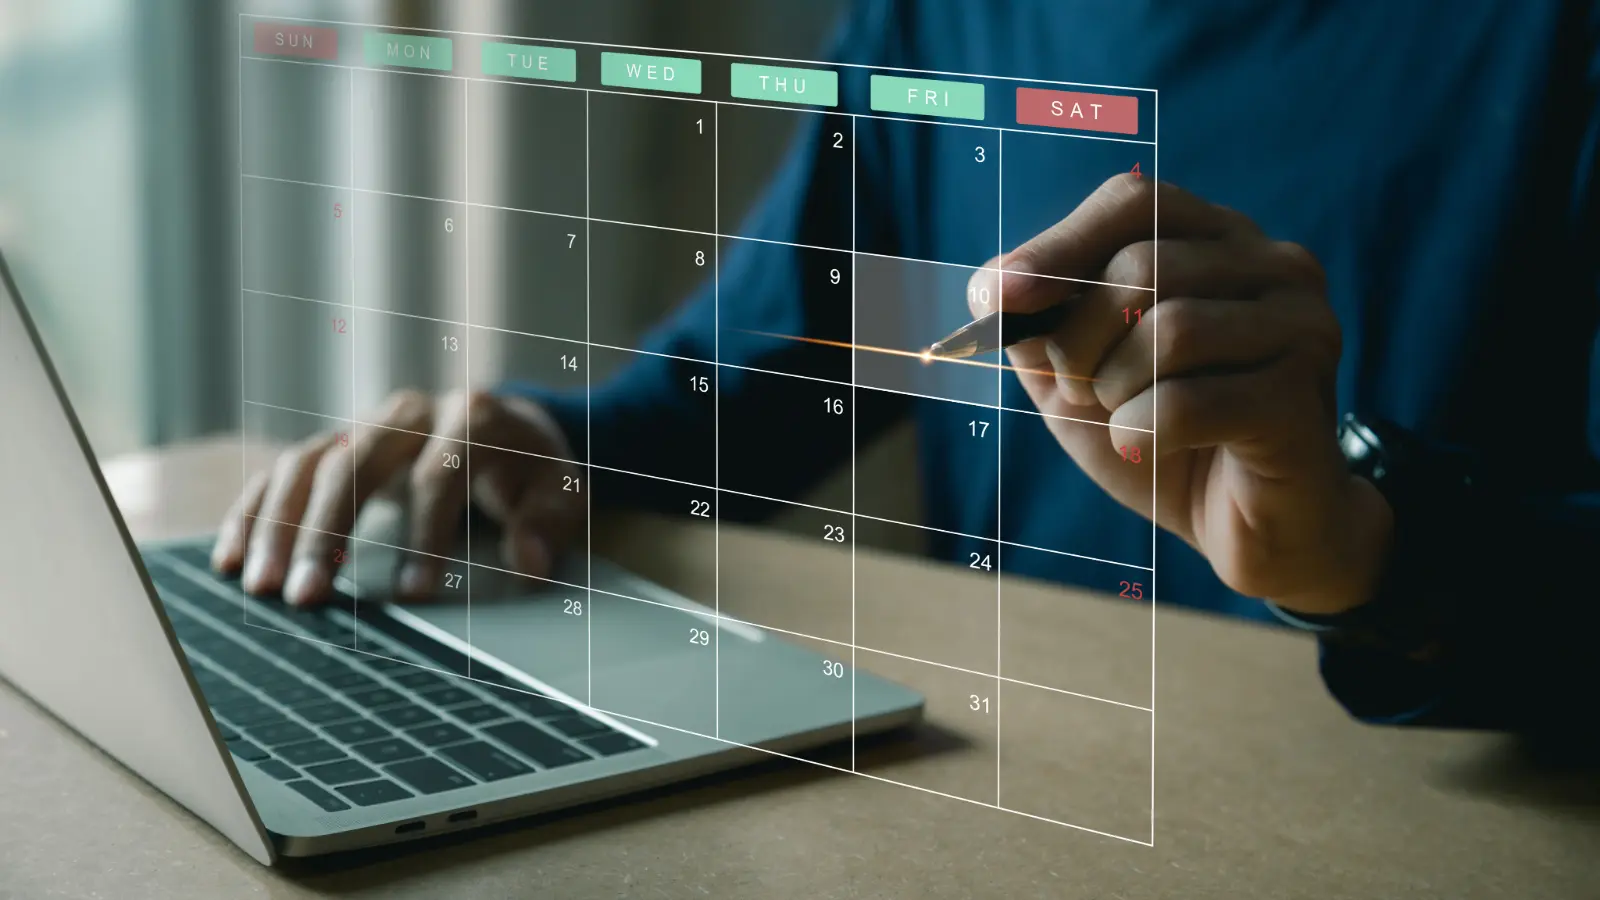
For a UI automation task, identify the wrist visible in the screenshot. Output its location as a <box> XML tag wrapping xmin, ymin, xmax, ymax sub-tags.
<box><xmin>1272</xmin><ymin>473</ymin><xmax>1394</xmax><ymax>616</ymax></box>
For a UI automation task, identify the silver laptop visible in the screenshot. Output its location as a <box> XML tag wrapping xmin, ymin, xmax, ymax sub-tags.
<box><xmin>0</xmin><ymin>250</ymin><xmax>923</xmax><ymax>863</ymax></box>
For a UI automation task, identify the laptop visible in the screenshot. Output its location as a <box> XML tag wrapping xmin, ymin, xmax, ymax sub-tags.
<box><xmin>0</xmin><ymin>250</ymin><xmax>924</xmax><ymax>863</ymax></box>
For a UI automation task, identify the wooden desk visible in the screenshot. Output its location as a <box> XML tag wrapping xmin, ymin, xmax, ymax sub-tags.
<box><xmin>2</xmin><ymin>439</ymin><xmax>1595</xmax><ymax>898</ymax></box>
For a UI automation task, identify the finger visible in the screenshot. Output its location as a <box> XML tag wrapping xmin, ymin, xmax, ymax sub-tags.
<box><xmin>241</xmin><ymin>436</ymin><xmax>335</xmax><ymax>595</ymax></box>
<box><xmin>497</xmin><ymin>470</ymin><xmax>585</xmax><ymax>579</ymax></box>
<box><xmin>993</xmin><ymin>176</ymin><xmax>1259</xmax><ymax>316</ymax></box>
<box><xmin>212</xmin><ymin>467</ymin><xmax>271</xmax><ymax>573</ymax></box>
<box><xmin>284</xmin><ymin>391</ymin><xmax>434</xmax><ymax>605</ymax></box>
<box><xmin>1108</xmin><ymin>361</ymin><xmax>1336</xmax><ymax>478</ymax></box>
<box><xmin>398</xmin><ymin>390</ymin><xmax>483</xmax><ymax>598</ymax></box>
<box><xmin>1091</xmin><ymin>296</ymin><xmax>1321</xmax><ymax>412</ymax></box>
<box><xmin>1046</xmin><ymin>238</ymin><xmax>1327</xmax><ymax>406</ymax></box>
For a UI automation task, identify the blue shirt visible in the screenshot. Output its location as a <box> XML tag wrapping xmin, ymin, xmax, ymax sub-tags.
<box><xmin>511</xmin><ymin>0</ymin><xmax>1600</xmax><ymax>733</ymax></box>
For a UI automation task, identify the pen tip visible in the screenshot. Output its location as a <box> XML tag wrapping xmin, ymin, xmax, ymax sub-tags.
<box><xmin>920</xmin><ymin>347</ymin><xmax>935</xmax><ymax>364</ymax></box>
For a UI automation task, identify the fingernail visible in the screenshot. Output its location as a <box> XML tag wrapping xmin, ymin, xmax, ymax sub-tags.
<box><xmin>284</xmin><ymin>559</ymin><xmax>328</xmax><ymax>606</ymax></box>
<box><xmin>210</xmin><ymin>537</ymin><xmax>233</xmax><ymax>573</ymax></box>
<box><xmin>398</xmin><ymin>562</ymin><xmax>433</xmax><ymax>598</ymax></box>
<box><xmin>242</xmin><ymin>551</ymin><xmax>271</xmax><ymax>593</ymax></box>
<box><xmin>1043</xmin><ymin>339</ymin><xmax>1070</xmax><ymax>382</ymax></box>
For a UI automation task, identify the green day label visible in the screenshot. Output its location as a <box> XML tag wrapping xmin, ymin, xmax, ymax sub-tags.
<box><xmin>481</xmin><ymin>42</ymin><xmax>577</xmax><ymax>82</ymax></box>
<box><xmin>729</xmin><ymin>63</ymin><xmax>838</xmax><ymax>107</ymax></box>
<box><xmin>869</xmin><ymin>74</ymin><xmax>985</xmax><ymax>120</ymax></box>
<box><xmin>363</xmin><ymin>32</ymin><xmax>453</xmax><ymax>71</ymax></box>
<box><xmin>600</xmin><ymin>52</ymin><xmax>702</xmax><ymax>94</ymax></box>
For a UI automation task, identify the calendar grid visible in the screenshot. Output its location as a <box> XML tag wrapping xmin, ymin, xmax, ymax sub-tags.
<box><xmin>237</xmin><ymin>13</ymin><xmax>1159</xmax><ymax>845</ymax></box>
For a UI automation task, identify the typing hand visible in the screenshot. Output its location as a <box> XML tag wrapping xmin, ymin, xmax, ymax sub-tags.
<box><xmin>211</xmin><ymin>389</ymin><xmax>583</xmax><ymax>607</ymax></box>
<box><xmin>968</xmin><ymin>174</ymin><xmax>1391</xmax><ymax>615</ymax></box>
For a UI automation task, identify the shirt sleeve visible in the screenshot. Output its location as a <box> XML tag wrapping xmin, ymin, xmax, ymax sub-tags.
<box><xmin>500</xmin><ymin>1</ymin><xmax>910</xmax><ymax>516</ymax></box>
<box><xmin>1312</xmin><ymin>17</ymin><xmax>1600</xmax><ymax>737</ymax></box>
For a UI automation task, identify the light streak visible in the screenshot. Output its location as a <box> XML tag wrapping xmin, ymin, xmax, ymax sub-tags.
<box><xmin>734</xmin><ymin>329</ymin><xmax>1097</xmax><ymax>382</ymax></box>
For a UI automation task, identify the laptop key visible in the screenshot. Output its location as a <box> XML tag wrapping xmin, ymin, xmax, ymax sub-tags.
<box><xmin>359</xmin><ymin>656</ymin><xmax>418</xmax><ymax>672</ymax></box>
<box><xmin>385</xmin><ymin>758</ymin><xmax>475</xmax><ymax>794</ymax></box>
<box><xmin>319</xmin><ymin>670</ymin><xmax>379</xmax><ymax>693</ymax></box>
<box><xmin>416</xmin><ymin>686</ymin><xmax>477</xmax><ymax>708</ymax></box>
<box><xmin>582</xmin><ymin>732</ymin><xmax>646</xmax><ymax>756</ymax></box>
<box><xmin>293</xmin><ymin>700</ymin><xmax>360</xmax><ymax>725</ymax></box>
<box><xmin>163</xmin><ymin>544</ymin><xmax>219</xmax><ymax>573</ymax></box>
<box><xmin>545</xmin><ymin>715</ymin><xmax>609</xmax><ymax>739</ymax></box>
<box><xmin>276</xmin><ymin>739</ymin><xmax>346</xmax><ymax>766</ymax></box>
<box><xmin>259</xmin><ymin>683</ymin><xmax>330</xmax><ymax>707</ymax></box>
<box><xmin>373</xmin><ymin>705</ymin><xmax>439</xmax><ymax>729</ymax></box>
<box><xmin>405</xmin><ymin>722</ymin><xmax>470</xmax><ymax>747</ymax></box>
<box><xmin>212</xmin><ymin>702</ymin><xmax>284</xmax><ymax>728</ymax></box>
<box><xmin>227</xmin><ymin>740</ymin><xmax>271</xmax><ymax>762</ymax></box>
<box><xmin>450</xmin><ymin>703</ymin><xmax>511</xmax><ymax>726</ymax></box>
<box><xmin>389</xmin><ymin>670</ymin><xmax>450</xmax><ymax>691</ymax></box>
<box><xmin>322</xmin><ymin>719</ymin><xmax>391</xmax><ymax>745</ymax></box>
<box><xmin>482</xmin><ymin>722</ymin><xmax>590</xmax><ymax>769</ymax></box>
<box><xmin>349</xmin><ymin>737</ymin><xmax>424</xmax><ymax>765</ymax></box>
<box><xmin>491</xmin><ymin>689</ymin><xmax>571</xmax><ymax>719</ymax></box>
<box><xmin>286</xmin><ymin>779</ymin><xmax>350</xmax><ymax>812</ymax></box>
<box><xmin>213</xmin><ymin>721</ymin><xmax>239</xmax><ymax>741</ymax></box>
<box><xmin>346</xmin><ymin>688</ymin><xmax>407</xmax><ymax>709</ymax></box>
<box><xmin>439</xmin><ymin>742</ymin><xmax>532</xmax><ymax>781</ymax></box>
<box><xmin>336</xmin><ymin>779</ymin><xmax>414</xmax><ymax>807</ymax></box>
<box><xmin>247</xmin><ymin>721</ymin><xmax>315</xmax><ymax>747</ymax></box>
<box><xmin>304</xmin><ymin>759</ymin><xmax>379</xmax><ymax>786</ymax></box>
<box><xmin>253</xmin><ymin>759</ymin><xmax>300</xmax><ymax>781</ymax></box>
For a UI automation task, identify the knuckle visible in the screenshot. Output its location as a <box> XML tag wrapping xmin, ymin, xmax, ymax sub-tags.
<box><xmin>384</xmin><ymin>388</ymin><xmax>432</xmax><ymax>421</ymax></box>
<box><xmin>1149</xmin><ymin>298</ymin><xmax>1199</xmax><ymax>365</ymax></box>
<box><xmin>1106</xmin><ymin>241</ymin><xmax>1156</xmax><ymax>290</ymax></box>
<box><xmin>1273</xmin><ymin>240</ymin><xmax>1325</xmax><ymax>287</ymax></box>
<box><xmin>312</xmin><ymin>442</ymin><xmax>351</xmax><ymax>480</ymax></box>
<box><xmin>463</xmin><ymin>389</ymin><xmax>502</xmax><ymax>432</ymax></box>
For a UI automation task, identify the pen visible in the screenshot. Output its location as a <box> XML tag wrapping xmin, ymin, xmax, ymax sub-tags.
<box><xmin>923</xmin><ymin>293</ymin><xmax>1082</xmax><ymax>360</ymax></box>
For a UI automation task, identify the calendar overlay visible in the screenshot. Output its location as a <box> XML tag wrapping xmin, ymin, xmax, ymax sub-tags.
<box><xmin>238</xmin><ymin>14</ymin><xmax>1158</xmax><ymax>844</ymax></box>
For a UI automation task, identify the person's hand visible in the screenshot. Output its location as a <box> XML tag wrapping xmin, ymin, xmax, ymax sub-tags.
<box><xmin>968</xmin><ymin>174</ymin><xmax>1391</xmax><ymax>616</ymax></box>
<box><xmin>210</xmin><ymin>389</ymin><xmax>583</xmax><ymax>607</ymax></box>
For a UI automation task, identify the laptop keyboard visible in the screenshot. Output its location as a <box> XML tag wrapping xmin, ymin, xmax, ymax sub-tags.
<box><xmin>142</xmin><ymin>544</ymin><xmax>647</xmax><ymax>814</ymax></box>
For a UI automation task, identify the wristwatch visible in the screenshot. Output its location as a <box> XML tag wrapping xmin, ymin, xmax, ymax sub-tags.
<box><xmin>1266</xmin><ymin>413</ymin><xmax>1472</xmax><ymax>653</ymax></box>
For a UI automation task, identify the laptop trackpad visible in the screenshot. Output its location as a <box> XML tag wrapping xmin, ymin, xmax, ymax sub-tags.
<box><xmin>338</xmin><ymin>502</ymin><xmax>730</xmax><ymax>727</ymax></box>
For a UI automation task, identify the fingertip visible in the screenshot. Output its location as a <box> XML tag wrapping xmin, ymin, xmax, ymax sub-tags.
<box><xmin>283</xmin><ymin>559</ymin><xmax>329</xmax><ymax>607</ymax></box>
<box><xmin>507</xmin><ymin>530</ymin><xmax>552</xmax><ymax>579</ymax></box>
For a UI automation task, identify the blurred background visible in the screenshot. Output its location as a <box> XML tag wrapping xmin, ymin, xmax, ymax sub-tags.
<box><xmin>0</xmin><ymin>0</ymin><xmax>922</xmax><ymax>543</ymax></box>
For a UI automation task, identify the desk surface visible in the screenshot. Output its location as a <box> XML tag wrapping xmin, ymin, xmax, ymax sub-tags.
<box><xmin>1</xmin><ymin>439</ymin><xmax>1595</xmax><ymax>899</ymax></box>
